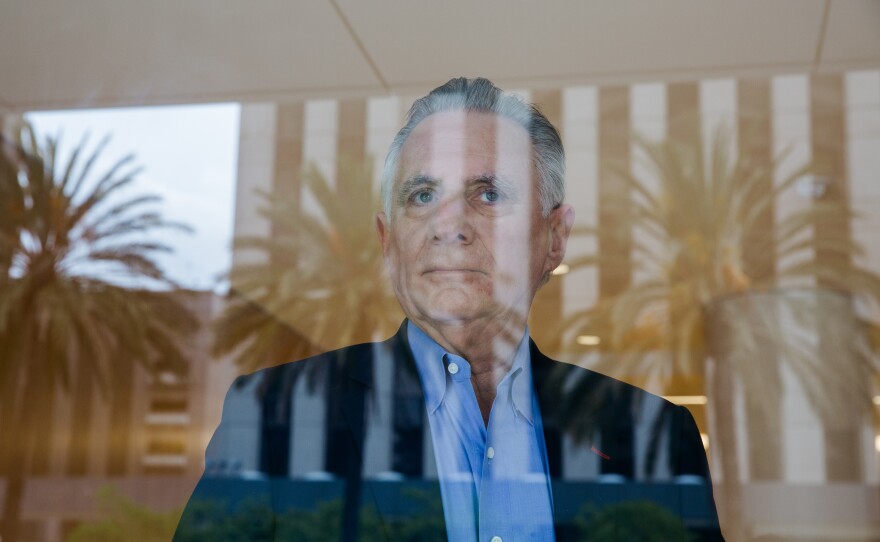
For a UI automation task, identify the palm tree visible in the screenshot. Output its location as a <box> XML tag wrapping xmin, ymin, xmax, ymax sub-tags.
<box><xmin>0</xmin><ymin>125</ymin><xmax>197</xmax><ymax>542</ymax></box>
<box><xmin>559</xmin><ymin>122</ymin><xmax>880</xmax><ymax>541</ymax></box>
<box><xmin>213</xmin><ymin>157</ymin><xmax>401</xmax><ymax>373</ymax></box>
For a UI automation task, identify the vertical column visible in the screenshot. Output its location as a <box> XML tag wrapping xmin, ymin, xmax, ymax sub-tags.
<box><xmin>368</xmin><ymin>95</ymin><xmax>407</xmax><ymax>477</ymax></box>
<box><xmin>206</xmin><ymin>373</ymin><xmax>262</xmax><ymax>472</ymax></box>
<box><xmin>738</xmin><ymin>80</ymin><xmax>775</xmax><ymax>282</ymax></box>
<box><xmin>701</xmin><ymin>77</ymin><xmax>751</xmax><ymax>483</ymax></box>
<box><xmin>629</xmin><ymin>82</ymin><xmax>668</xmax><ymax>479</ymax></box>
<box><xmin>596</xmin><ymin>86</ymin><xmax>635</xmax><ymax>477</ymax></box>
<box><xmin>231</xmin><ymin>104</ymin><xmax>278</xmax><ymax>269</ymax></box>
<box><xmin>529</xmin><ymin>89</ymin><xmax>564</xmax><ymax>357</ymax></box>
<box><xmin>188</xmin><ymin>293</ymin><xmax>227</xmax><ymax>477</ymax></box>
<box><xmin>337</xmin><ymin>100</ymin><xmax>367</xmax><ymax>169</ymax></box>
<box><xmin>667</xmin><ymin>82</ymin><xmax>700</xmax><ymax>143</ymax></box>
<box><xmin>811</xmin><ymin>74</ymin><xmax>862</xmax><ymax>483</ymax></box>
<box><xmin>810</xmin><ymin>75</ymin><xmax>851</xmax><ymax>281</ymax></box>
<box><xmin>597</xmin><ymin>87</ymin><xmax>632</xmax><ymax>301</ymax></box>
<box><xmin>303</xmin><ymin>100</ymin><xmax>339</xmax><ymax>190</ymax></box>
<box><xmin>561</xmin><ymin>86</ymin><xmax>599</xmax><ymax>323</ymax></box>
<box><xmin>264</xmin><ymin>103</ymin><xmax>305</xmax><ymax>477</ymax></box>
<box><xmin>630</xmin><ymin>83</ymin><xmax>666</xmax><ymax>290</ymax></box>
<box><xmin>290</xmin><ymin>370</ymin><xmax>327</xmax><ymax>476</ymax></box>
<box><xmin>560</xmin><ymin>85</ymin><xmax>600</xmax><ymax>480</ymax></box>
<box><xmin>665</xmin><ymin>80</ymin><xmax>701</xmax><ymax>388</ymax></box>
<box><xmin>366</xmin><ymin>95</ymin><xmax>403</xmax><ymax>197</ymax></box>
<box><xmin>773</xmin><ymin>76</ymin><xmax>814</xmax><ymax>285</ymax></box>
<box><xmin>259</xmin><ymin>366</ymin><xmax>293</xmax><ymax>477</ymax></box>
<box><xmin>736</xmin><ymin>77</ymin><xmax>784</xmax><ymax>482</ymax></box>
<box><xmin>320</xmin><ymin>98</ymin><xmax>371</xmax><ymax>476</ymax></box>
<box><xmin>773</xmin><ymin>74</ymin><xmax>825</xmax><ymax>484</ymax></box>
<box><xmin>271</xmin><ymin>103</ymin><xmax>305</xmax><ymax>219</ymax></box>
<box><xmin>844</xmin><ymin>69</ymin><xmax>880</xmax><ymax>484</ymax></box>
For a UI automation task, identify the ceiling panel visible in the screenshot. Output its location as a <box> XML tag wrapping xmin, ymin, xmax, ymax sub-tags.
<box><xmin>338</xmin><ymin>0</ymin><xmax>828</xmax><ymax>91</ymax></box>
<box><xmin>820</xmin><ymin>0</ymin><xmax>880</xmax><ymax>68</ymax></box>
<box><xmin>0</xmin><ymin>1</ymin><xmax>382</xmax><ymax>111</ymax></box>
<box><xmin>1</xmin><ymin>1</ymin><xmax>878</xmax><ymax>112</ymax></box>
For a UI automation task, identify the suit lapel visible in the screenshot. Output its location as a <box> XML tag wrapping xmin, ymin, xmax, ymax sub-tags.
<box><xmin>530</xmin><ymin>341</ymin><xmax>569</xmax><ymax>537</ymax></box>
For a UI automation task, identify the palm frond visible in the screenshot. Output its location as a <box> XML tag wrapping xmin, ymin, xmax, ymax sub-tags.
<box><xmin>216</xmin><ymin>155</ymin><xmax>401</xmax><ymax>372</ymax></box>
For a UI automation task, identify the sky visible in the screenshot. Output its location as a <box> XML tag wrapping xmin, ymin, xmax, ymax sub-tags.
<box><xmin>26</xmin><ymin>103</ymin><xmax>241</xmax><ymax>291</ymax></box>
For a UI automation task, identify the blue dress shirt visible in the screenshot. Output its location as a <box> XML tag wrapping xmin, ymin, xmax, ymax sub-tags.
<box><xmin>408</xmin><ymin>322</ymin><xmax>555</xmax><ymax>542</ymax></box>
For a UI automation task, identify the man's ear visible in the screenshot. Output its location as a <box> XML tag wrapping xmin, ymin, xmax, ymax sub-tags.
<box><xmin>545</xmin><ymin>204</ymin><xmax>575</xmax><ymax>274</ymax></box>
<box><xmin>375</xmin><ymin>212</ymin><xmax>391</xmax><ymax>257</ymax></box>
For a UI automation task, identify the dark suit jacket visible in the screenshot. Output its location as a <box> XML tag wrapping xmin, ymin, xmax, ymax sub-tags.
<box><xmin>174</xmin><ymin>322</ymin><xmax>724</xmax><ymax>541</ymax></box>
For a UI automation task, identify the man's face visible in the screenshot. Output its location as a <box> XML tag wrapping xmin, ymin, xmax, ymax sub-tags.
<box><xmin>376</xmin><ymin>111</ymin><xmax>573</xmax><ymax>332</ymax></box>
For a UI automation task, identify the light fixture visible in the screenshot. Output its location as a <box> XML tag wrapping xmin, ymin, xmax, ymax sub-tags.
<box><xmin>576</xmin><ymin>335</ymin><xmax>601</xmax><ymax>346</ymax></box>
<box><xmin>873</xmin><ymin>395</ymin><xmax>880</xmax><ymax>406</ymax></box>
<box><xmin>552</xmin><ymin>263</ymin><xmax>570</xmax><ymax>276</ymax></box>
<box><xmin>876</xmin><ymin>435</ymin><xmax>880</xmax><ymax>454</ymax></box>
<box><xmin>700</xmin><ymin>433</ymin><xmax>709</xmax><ymax>450</ymax></box>
<box><xmin>662</xmin><ymin>395</ymin><xmax>708</xmax><ymax>405</ymax></box>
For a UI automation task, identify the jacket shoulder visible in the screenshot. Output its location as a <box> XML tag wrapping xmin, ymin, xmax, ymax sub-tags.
<box><xmin>532</xmin><ymin>345</ymin><xmax>677</xmax><ymax>408</ymax></box>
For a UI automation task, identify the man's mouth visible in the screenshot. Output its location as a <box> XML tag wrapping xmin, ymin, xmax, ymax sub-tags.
<box><xmin>422</xmin><ymin>268</ymin><xmax>485</xmax><ymax>275</ymax></box>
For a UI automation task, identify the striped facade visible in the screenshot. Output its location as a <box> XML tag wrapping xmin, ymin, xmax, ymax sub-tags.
<box><xmin>5</xmin><ymin>70</ymin><xmax>879</xmax><ymax>541</ymax></box>
<box><xmin>228</xmin><ymin>70</ymin><xmax>880</xmax><ymax>493</ymax></box>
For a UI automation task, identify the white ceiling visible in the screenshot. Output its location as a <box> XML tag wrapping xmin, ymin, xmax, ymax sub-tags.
<box><xmin>2</xmin><ymin>0</ymin><xmax>878</xmax><ymax>112</ymax></box>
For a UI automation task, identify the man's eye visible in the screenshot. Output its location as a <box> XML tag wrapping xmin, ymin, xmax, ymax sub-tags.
<box><xmin>412</xmin><ymin>190</ymin><xmax>434</xmax><ymax>205</ymax></box>
<box><xmin>480</xmin><ymin>190</ymin><xmax>501</xmax><ymax>203</ymax></box>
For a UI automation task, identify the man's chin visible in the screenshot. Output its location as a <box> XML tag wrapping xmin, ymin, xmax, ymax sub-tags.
<box><xmin>417</xmin><ymin>304</ymin><xmax>486</xmax><ymax>325</ymax></box>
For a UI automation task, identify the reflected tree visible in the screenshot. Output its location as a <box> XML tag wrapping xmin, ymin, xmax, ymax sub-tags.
<box><xmin>66</xmin><ymin>486</ymin><xmax>182</xmax><ymax>542</ymax></box>
<box><xmin>560</xmin><ymin>122</ymin><xmax>880</xmax><ymax>541</ymax></box>
<box><xmin>0</xmin><ymin>125</ymin><xmax>197</xmax><ymax>542</ymax></box>
<box><xmin>213</xmin><ymin>158</ymin><xmax>401</xmax><ymax>373</ymax></box>
<box><xmin>573</xmin><ymin>501</ymin><xmax>695</xmax><ymax>542</ymax></box>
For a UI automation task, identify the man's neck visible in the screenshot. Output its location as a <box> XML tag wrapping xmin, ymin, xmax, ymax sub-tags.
<box><xmin>409</xmin><ymin>312</ymin><xmax>528</xmax><ymax>399</ymax></box>
<box><xmin>418</xmin><ymin>317</ymin><xmax>523</xmax><ymax>361</ymax></box>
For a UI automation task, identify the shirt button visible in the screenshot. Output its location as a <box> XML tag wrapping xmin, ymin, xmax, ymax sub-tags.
<box><xmin>491</xmin><ymin>537</ymin><xmax>502</xmax><ymax>542</ymax></box>
<box><xmin>447</xmin><ymin>362</ymin><xmax>459</xmax><ymax>375</ymax></box>
<box><xmin>487</xmin><ymin>446</ymin><xmax>495</xmax><ymax>459</ymax></box>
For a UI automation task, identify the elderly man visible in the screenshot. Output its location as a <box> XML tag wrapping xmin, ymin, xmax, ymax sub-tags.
<box><xmin>175</xmin><ymin>78</ymin><xmax>723</xmax><ymax>541</ymax></box>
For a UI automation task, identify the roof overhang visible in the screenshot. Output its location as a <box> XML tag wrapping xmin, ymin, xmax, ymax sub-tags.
<box><xmin>2</xmin><ymin>0</ymin><xmax>879</xmax><ymax>112</ymax></box>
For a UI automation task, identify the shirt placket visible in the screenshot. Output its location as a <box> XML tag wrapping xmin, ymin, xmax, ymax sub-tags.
<box><xmin>443</xmin><ymin>354</ymin><xmax>486</xmax><ymax>540</ymax></box>
<box><xmin>478</xmin><ymin>378</ymin><xmax>514</xmax><ymax>542</ymax></box>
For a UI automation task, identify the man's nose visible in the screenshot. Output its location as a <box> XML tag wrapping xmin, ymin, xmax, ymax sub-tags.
<box><xmin>429</xmin><ymin>196</ymin><xmax>473</xmax><ymax>244</ymax></box>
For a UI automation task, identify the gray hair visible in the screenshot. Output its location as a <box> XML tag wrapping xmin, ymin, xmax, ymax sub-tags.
<box><xmin>381</xmin><ymin>77</ymin><xmax>565</xmax><ymax>219</ymax></box>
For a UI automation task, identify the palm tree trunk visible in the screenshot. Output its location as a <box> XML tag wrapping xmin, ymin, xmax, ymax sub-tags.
<box><xmin>0</xmin><ymin>370</ymin><xmax>39</xmax><ymax>542</ymax></box>
<box><xmin>711</xmin><ymin>355</ymin><xmax>745</xmax><ymax>542</ymax></box>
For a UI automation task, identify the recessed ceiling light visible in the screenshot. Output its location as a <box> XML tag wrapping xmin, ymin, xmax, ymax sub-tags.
<box><xmin>576</xmin><ymin>335</ymin><xmax>600</xmax><ymax>346</ymax></box>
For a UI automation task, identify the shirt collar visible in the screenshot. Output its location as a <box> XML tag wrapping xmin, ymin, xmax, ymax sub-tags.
<box><xmin>407</xmin><ymin>321</ymin><xmax>448</xmax><ymax>414</ymax></box>
<box><xmin>407</xmin><ymin>321</ymin><xmax>535</xmax><ymax>424</ymax></box>
<box><xmin>506</xmin><ymin>330</ymin><xmax>536</xmax><ymax>425</ymax></box>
